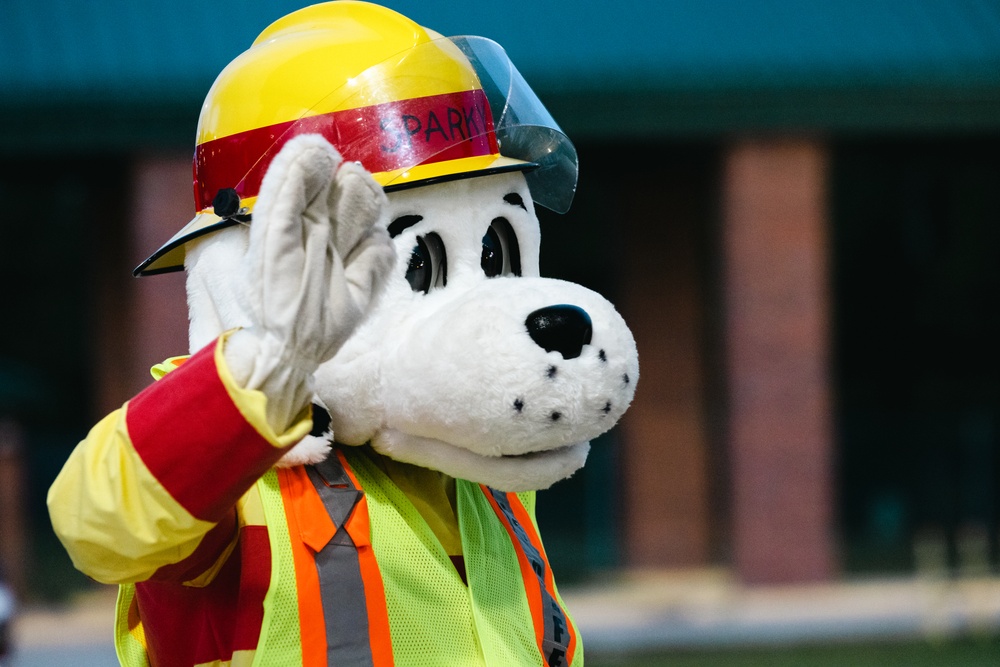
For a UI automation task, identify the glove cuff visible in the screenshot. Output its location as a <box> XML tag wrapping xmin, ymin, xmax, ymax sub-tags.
<box><xmin>223</xmin><ymin>328</ymin><xmax>315</xmax><ymax>432</ymax></box>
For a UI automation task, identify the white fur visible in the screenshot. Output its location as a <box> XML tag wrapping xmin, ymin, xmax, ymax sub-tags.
<box><xmin>185</xmin><ymin>226</ymin><xmax>253</xmax><ymax>353</ymax></box>
<box><xmin>375</xmin><ymin>431</ymin><xmax>591</xmax><ymax>493</ymax></box>
<box><xmin>185</xmin><ymin>171</ymin><xmax>639</xmax><ymax>489</ymax></box>
<box><xmin>276</xmin><ymin>431</ymin><xmax>333</xmax><ymax>468</ymax></box>
<box><xmin>316</xmin><ymin>173</ymin><xmax>638</xmax><ymax>490</ymax></box>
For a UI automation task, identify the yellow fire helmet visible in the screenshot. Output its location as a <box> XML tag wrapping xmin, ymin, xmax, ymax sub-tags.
<box><xmin>134</xmin><ymin>0</ymin><xmax>577</xmax><ymax>276</ymax></box>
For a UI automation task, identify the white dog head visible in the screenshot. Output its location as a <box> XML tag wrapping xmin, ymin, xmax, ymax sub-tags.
<box><xmin>186</xmin><ymin>170</ymin><xmax>637</xmax><ymax>491</ymax></box>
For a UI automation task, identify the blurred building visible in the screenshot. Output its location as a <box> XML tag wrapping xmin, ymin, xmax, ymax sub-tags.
<box><xmin>1</xmin><ymin>0</ymin><xmax>999</xmax><ymax>595</ymax></box>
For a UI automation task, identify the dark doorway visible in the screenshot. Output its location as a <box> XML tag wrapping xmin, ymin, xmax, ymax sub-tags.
<box><xmin>832</xmin><ymin>137</ymin><xmax>1000</xmax><ymax>574</ymax></box>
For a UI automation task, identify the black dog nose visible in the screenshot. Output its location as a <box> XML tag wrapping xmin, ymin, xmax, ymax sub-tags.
<box><xmin>525</xmin><ymin>305</ymin><xmax>593</xmax><ymax>359</ymax></box>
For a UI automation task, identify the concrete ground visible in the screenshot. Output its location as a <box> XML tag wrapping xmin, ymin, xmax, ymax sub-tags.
<box><xmin>6</xmin><ymin>570</ymin><xmax>1000</xmax><ymax>664</ymax></box>
<box><xmin>5</xmin><ymin>587</ymin><xmax>118</xmax><ymax>666</ymax></box>
<box><xmin>562</xmin><ymin>569</ymin><xmax>1000</xmax><ymax>653</ymax></box>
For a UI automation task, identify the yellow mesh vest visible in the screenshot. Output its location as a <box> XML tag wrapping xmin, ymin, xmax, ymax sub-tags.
<box><xmin>114</xmin><ymin>584</ymin><xmax>149</xmax><ymax>667</ymax></box>
<box><xmin>115</xmin><ymin>457</ymin><xmax>582</xmax><ymax>666</ymax></box>
<box><xmin>253</xmin><ymin>469</ymin><xmax>303</xmax><ymax>666</ymax></box>
<box><xmin>344</xmin><ymin>447</ymin><xmax>551</xmax><ymax>666</ymax></box>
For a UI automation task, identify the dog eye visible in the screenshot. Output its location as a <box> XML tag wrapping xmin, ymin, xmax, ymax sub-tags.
<box><xmin>481</xmin><ymin>228</ymin><xmax>503</xmax><ymax>278</ymax></box>
<box><xmin>405</xmin><ymin>233</ymin><xmax>446</xmax><ymax>293</ymax></box>
<box><xmin>481</xmin><ymin>217</ymin><xmax>521</xmax><ymax>278</ymax></box>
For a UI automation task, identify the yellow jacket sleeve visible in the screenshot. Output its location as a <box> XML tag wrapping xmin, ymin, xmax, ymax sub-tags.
<box><xmin>47</xmin><ymin>335</ymin><xmax>311</xmax><ymax>584</ymax></box>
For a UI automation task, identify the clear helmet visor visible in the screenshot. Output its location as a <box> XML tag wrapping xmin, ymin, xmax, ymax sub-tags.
<box><xmin>443</xmin><ymin>36</ymin><xmax>578</xmax><ymax>214</ymax></box>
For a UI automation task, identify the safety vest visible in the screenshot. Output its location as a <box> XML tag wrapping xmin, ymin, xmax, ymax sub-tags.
<box><xmin>116</xmin><ymin>446</ymin><xmax>581</xmax><ymax>666</ymax></box>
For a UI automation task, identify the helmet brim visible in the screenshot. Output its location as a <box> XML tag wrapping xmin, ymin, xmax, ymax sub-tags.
<box><xmin>133</xmin><ymin>213</ymin><xmax>242</xmax><ymax>277</ymax></box>
<box><xmin>133</xmin><ymin>156</ymin><xmax>536</xmax><ymax>276</ymax></box>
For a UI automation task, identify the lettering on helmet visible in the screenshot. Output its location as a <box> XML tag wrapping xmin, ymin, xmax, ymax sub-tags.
<box><xmin>379</xmin><ymin>100</ymin><xmax>491</xmax><ymax>155</ymax></box>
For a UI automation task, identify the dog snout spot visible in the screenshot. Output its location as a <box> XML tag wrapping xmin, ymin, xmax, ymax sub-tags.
<box><xmin>525</xmin><ymin>305</ymin><xmax>593</xmax><ymax>360</ymax></box>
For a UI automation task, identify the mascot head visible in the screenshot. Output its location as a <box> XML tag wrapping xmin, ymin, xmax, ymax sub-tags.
<box><xmin>135</xmin><ymin>1</ymin><xmax>638</xmax><ymax>492</ymax></box>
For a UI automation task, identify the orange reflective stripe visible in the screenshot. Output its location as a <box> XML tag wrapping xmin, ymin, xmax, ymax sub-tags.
<box><xmin>335</xmin><ymin>451</ymin><xmax>395</xmax><ymax>667</ymax></box>
<box><xmin>279</xmin><ymin>455</ymin><xmax>394</xmax><ymax>667</ymax></box>
<box><xmin>482</xmin><ymin>486</ymin><xmax>576</xmax><ymax>667</ymax></box>
<box><xmin>277</xmin><ymin>467</ymin><xmax>329</xmax><ymax>667</ymax></box>
<box><xmin>307</xmin><ymin>456</ymin><xmax>372</xmax><ymax>665</ymax></box>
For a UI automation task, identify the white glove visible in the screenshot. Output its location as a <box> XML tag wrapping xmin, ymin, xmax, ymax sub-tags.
<box><xmin>224</xmin><ymin>134</ymin><xmax>395</xmax><ymax>432</ymax></box>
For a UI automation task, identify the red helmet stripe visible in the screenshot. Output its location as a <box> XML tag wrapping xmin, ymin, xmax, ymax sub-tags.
<box><xmin>193</xmin><ymin>89</ymin><xmax>498</xmax><ymax>213</ymax></box>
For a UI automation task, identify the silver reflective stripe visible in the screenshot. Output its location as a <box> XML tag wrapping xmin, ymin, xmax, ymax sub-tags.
<box><xmin>307</xmin><ymin>455</ymin><xmax>375</xmax><ymax>667</ymax></box>
<box><xmin>488</xmin><ymin>489</ymin><xmax>570</xmax><ymax>667</ymax></box>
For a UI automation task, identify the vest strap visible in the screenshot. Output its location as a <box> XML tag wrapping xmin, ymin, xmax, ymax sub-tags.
<box><xmin>486</xmin><ymin>488</ymin><xmax>573</xmax><ymax>667</ymax></box>
<box><xmin>307</xmin><ymin>455</ymin><xmax>375</xmax><ymax>667</ymax></box>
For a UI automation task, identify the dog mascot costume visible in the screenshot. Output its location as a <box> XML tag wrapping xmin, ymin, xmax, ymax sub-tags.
<box><xmin>48</xmin><ymin>3</ymin><xmax>638</xmax><ymax>665</ymax></box>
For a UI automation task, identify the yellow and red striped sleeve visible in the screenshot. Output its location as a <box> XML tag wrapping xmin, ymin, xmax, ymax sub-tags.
<box><xmin>47</xmin><ymin>334</ymin><xmax>312</xmax><ymax>585</ymax></box>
